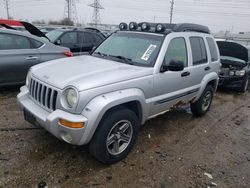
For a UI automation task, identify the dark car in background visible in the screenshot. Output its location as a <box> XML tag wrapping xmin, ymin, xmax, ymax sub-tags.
<box><xmin>46</xmin><ymin>28</ymin><xmax>106</xmax><ymax>55</ymax></box>
<box><xmin>217</xmin><ymin>40</ymin><xmax>250</xmax><ymax>92</ymax></box>
<box><xmin>0</xmin><ymin>28</ymin><xmax>72</xmax><ymax>86</ymax></box>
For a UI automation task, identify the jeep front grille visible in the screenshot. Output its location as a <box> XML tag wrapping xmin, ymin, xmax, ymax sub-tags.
<box><xmin>29</xmin><ymin>78</ymin><xmax>58</xmax><ymax>111</ymax></box>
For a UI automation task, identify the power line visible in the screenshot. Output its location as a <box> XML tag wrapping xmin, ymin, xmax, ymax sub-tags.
<box><xmin>3</xmin><ymin>0</ymin><xmax>10</xmax><ymax>19</ymax></box>
<box><xmin>89</xmin><ymin>0</ymin><xmax>104</xmax><ymax>27</ymax></box>
<box><xmin>170</xmin><ymin>0</ymin><xmax>174</xmax><ymax>24</ymax></box>
<box><xmin>64</xmin><ymin>0</ymin><xmax>78</xmax><ymax>24</ymax></box>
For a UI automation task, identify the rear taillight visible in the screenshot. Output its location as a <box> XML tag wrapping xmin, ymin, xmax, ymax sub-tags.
<box><xmin>63</xmin><ymin>51</ymin><xmax>73</xmax><ymax>57</ymax></box>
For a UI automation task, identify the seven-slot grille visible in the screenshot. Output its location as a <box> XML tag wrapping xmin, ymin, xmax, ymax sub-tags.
<box><xmin>29</xmin><ymin>78</ymin><xmax>58</xmax><ymax>111</ymax></box>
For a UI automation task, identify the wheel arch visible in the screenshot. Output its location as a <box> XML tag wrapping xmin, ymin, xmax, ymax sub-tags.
<box><xmin>80</xmin><ymin>88</ymin><xmax>148</xmax><ymax>144</ymax></box>
<box><xmin>194</xmin><ymin>72</ymin><xmax>219</xmax><ymax>102</ymax></box>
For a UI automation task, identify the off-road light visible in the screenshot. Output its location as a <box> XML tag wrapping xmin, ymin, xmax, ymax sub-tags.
<box><xmin>141</xmin><ymin>22</ymin><xmax>150</xmax><ymax>31</ymax></box>
<box><xmin>129</xmin><ymin>22</ymin><xmax>138</xmax><ymax>30</ymax></box>
<box><xmin>155</xmin><ymin>24</ymin><xmax>165</xmax><ymax>33</ymax></box>
<box><xmin>119</xmin><ymin>22</ymin><xmax>128</xmax><ymax>30</ymax></box>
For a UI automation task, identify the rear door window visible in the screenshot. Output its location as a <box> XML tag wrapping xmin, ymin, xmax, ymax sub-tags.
<box><xmin>206</xmin><ymin>37</ymin><xmax>218</xmax><ymax>62</ymax></box>
<box><xmin>60</xmin><ymin>32</ymin><xmax>78</xmax><ymax>44</ymax></box>
<box><xmin>83</xmin><ymin>32</ymin><xmax>102</xmax><ymax>46</ymax></box>
<box><xmin>0</xmin><ymin>33</ymin><xmax>32</xmax><ymax>50</ymax></box>
<box><xmin>190</xmin><ymin>37</ymin><xmax>208</xmax><ymax>65</ymax></box>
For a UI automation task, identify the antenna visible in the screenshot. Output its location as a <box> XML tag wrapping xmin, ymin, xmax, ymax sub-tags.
<box><xmin>170</xmin><ymin>0</ymin><xmax>174</xmax><ymax>24</ymax></box>
<box><xmin>64</xmin><ymin>0</ymin><xmax>78</xmax><ymax>24</ymax></box>
<box><xmin>89</xmin><ymin>0</ymin><xmax>104</xmax><ymax>27</ymax></box>
<box><xmin>3</xmin><ymin>0</ymin><xmax>11</xmax><ymax>19</ymax></box>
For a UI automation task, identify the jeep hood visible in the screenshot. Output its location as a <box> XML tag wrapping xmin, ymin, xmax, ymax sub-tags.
<box><xmin>216</xmin><ymin>41</ymin><xmax>249</xmax><ymax>63</ymax></box>
<box><xmin>31</xmin><ymin>55</ymin><xmax>153</xmax><ymax>91</ymax></box>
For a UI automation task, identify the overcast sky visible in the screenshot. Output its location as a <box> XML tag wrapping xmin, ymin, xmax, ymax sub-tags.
<box><xmin>0</xmin><ymin>0</ymin><xmax>250</xmax><ymax>33</ymax></box>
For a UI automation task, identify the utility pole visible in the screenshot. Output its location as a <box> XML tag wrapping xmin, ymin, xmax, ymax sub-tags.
<box><xmin>3</xmin><ymin>0</ymin><xmax>10</xmax><ymax>19</ymax></box>
<box><xmin>89</xmin><ymin>0</ymin><xmax>104</xmax><ymax>28</ymax></box>
<box><xmin>170</xmin><ymin>0</ymin><xmax>174</xmax><ymax>24</ymax></box>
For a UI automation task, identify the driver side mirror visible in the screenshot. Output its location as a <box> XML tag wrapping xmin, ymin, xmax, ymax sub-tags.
<box><xmin>55</xmin><ymin>39</ymin><xmax>61</xmax><ymax>45</ymax></box>
<box><xmin>160</xmin><ymin>60</ymin><xmax>184</xmax><ymax>72</ymax></box>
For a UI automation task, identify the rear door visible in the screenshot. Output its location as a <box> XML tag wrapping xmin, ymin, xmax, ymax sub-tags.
<box><xmin>80</xmin><ymin>32</ymin><xmax>99</xmax><ymax>53</ymax></box>
<box><xmin>0</xmin><ymin>32</ymin><xmax>40</xmax><ymax>85</ymax></box>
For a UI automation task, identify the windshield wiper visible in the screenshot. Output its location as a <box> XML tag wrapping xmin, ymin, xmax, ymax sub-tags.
<box><xmin>93</xmin><ymin>52</ymin><xmax>108</xmax><ymax>58</ymax></box>
<box><xmin>108</xmin><ymin>55</ymin><xmax>134</xmax><ymax>65</ymax></box>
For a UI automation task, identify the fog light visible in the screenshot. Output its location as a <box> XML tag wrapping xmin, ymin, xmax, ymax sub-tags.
<box><xmin>60</xmin><ymin>131</ymin><xmax>73</xmax><ymax>143</ymax></box>
<box><xmin>59</xmin><ymin>119</ymin><xmax>84</xmax><ymax>129</ymax></box>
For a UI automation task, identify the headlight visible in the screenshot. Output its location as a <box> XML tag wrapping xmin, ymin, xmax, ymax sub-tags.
<box><xmin>229</xmin><ymin>71</ymin><xmax>235</xmax><ymax>76</ymax></box>
<box><xmin>63</xmin><ymin>88</ymin><xmax>78</xmax><ymax>108</ymax></box>
<box><xmin>235</xmin><ymin>70</ymin><xmax>246</xmax><ymax>76</ymax></box>
<box><xmin>26</xmin><ymin>70</ymin><xmax>31</xmax><ymax>86</ymax></box>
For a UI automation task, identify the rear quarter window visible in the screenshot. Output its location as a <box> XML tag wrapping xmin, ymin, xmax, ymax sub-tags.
<box><xmin>31</xmin><ymin>39</ymin><xmax>44</xmax><ymax>48</ymax></box>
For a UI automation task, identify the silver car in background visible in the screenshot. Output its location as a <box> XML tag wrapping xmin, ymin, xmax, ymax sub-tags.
<box><xmin>0</xmin><ymin>28</ymin><xmax>72</xmax><ymax>86</ymax></box>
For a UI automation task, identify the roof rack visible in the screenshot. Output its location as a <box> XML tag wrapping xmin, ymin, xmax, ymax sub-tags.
<box><xmin>84</xmin><ymin>27</ymin><xmax>101</xmax><ymax>33</ymax></box>
<box><xmin>173</xmin><ymin>23</ymin><xmax>210</xmax><ymax>34</ymax></box>
<box><xmin>119</xmin><ymin>22</ymin><xmax>210</xmax><ymax>34</ymax></box>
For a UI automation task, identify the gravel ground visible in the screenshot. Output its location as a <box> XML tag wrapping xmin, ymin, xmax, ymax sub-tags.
<box><xmin>0</xmin><ymin>86</ymin><xmax>250</xmax><ymax>188</ymax></box>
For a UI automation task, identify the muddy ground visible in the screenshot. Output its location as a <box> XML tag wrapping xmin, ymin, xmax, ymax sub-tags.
<box><xmin>0</xmin><ymin>86</ymin><xmax>249</xmax><ymax>188</ymax></box>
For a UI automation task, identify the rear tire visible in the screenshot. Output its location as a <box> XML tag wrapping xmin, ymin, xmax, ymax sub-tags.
<box><xmin>191</xmin><ymin>85</ymin><xmax>214</xmax><ymax>117</ymax></box>
<box><xmin>89</xmin><ymin>107</ymin><xmax>139</xmax><ymax>164</ymax></box>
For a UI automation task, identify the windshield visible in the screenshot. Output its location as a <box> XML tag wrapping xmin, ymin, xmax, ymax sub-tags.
<box><xmin>46</xmin><ymin>30</ymin><xmax>63</xmax><ymax>43</ymax></box>
<box><xmin>92</xmin><ymin>32</ymin><xmax>164</xmax><ymax>67</ymax></box>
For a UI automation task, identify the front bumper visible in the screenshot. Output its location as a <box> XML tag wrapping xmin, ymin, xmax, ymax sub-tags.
<box><xmin>218</xmin><ymin>75</ymin><xmax>246</xmax><ymax>89</ymax></box>
<box><xmin>17</xmin><ymin>86</ymin><xmax>89</xmax><ymax>145</ymax></box>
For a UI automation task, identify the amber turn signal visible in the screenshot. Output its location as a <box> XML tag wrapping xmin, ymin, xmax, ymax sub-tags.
<box><xmin>59</xmin><ymin>119</ymin><xmax>84</xmax><ymax>128</ymax></box>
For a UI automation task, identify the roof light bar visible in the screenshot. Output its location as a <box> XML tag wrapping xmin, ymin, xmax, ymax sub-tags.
<box><xmin>129</xmin><ymin>22</ymin><xmax>138</xmax><ymax>30</ymax></box>
<box><xmin>119</xmin><ymin>22</ymin><xmax>128</xmax><ymax>30</ymax></box>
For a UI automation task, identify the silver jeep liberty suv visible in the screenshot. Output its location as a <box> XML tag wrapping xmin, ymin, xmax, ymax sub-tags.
<box><xmin>18</xmin><ymin>22</ymin><xmax>220</xmax><ymax>164</ymax></box>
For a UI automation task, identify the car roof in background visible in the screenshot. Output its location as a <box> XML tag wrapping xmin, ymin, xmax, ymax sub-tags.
<box><xmin>0</xmin><ymin>28</ymin><xmax>50</xmax><ymax>43</ymax></box>
<box><xmin>52</xmin><ymin>27</ymin><xmax>103</xmax><ymax>33</ymax></box>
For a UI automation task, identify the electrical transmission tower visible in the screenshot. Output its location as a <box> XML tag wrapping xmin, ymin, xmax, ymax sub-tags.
<box><xmin>64</xmin><ymin>0</ymin><xmax>78</xmax><ymax>24</ymax></box>
<box><xmin>3</xmin><ymin>0</ymin><xmax>11</xmax><ymax>19</ymax></box>
<box><xmin>89</xmin><ymin>0</ymin><xmax>104</xmax><ymax>27</ymax></box>
<box><xmin>170</xmin><ymin>0</ymin><xmax>174</xmax><ymax>24</ymax></box>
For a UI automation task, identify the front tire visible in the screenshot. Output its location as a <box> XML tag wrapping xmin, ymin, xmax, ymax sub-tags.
<box><xmin>191</xmin><ymin>85</ymin><xmax>214</xmax><ymax>117</ymax></box>
<box><xmin>89</xmin><ymin>107</ymin><xmax>139</xmax><ymax>164</ymax></box>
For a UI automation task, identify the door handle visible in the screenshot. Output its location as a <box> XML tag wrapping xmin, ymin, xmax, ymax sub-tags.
<box><xmin>181</xmin><ymin>71</ymin><xmax>190</xmax><ymax>77</ymax></box>
<box><xmin>26</xmin><ymin>56</ymin><xmax>38</xmax><ymax>60</ymax></box>
<box><xmin>204</xmin><ymin>66</ymin><xmax>211</xmax><ymax>71</ymax></box>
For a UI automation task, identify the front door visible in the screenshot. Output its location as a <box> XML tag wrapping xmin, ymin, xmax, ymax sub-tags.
<box><xmin>151</xmin><ymin>37</ymin><xmax>197</xmax><ymax>115</ymax></box>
